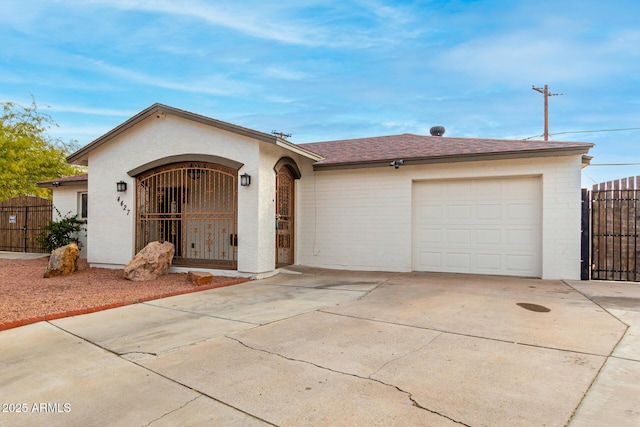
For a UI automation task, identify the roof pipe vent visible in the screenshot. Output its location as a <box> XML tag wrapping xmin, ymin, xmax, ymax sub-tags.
<box><xmin>430</xmin><ymin>126</ymin><xmax>445</xmax><ymax>136</ymax></box>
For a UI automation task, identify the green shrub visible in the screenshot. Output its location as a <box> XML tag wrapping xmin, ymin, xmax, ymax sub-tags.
<box><xmin>37</xmin><ymin>211</ymin><xmax>84</xmax><ymax>253</ymax></box>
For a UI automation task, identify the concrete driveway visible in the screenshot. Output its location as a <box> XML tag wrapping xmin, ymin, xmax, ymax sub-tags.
<box><xmin>1</xmin><ymin>268</ymin><xmax>638</xmax><ymax>426</ymax></box>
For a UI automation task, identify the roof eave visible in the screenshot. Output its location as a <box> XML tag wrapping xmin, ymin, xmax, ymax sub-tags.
<box><xmin>311</xmin><ymin>147</ymin><xmax>593</xmax><ymax>171</ymax></box>
<box><xmin>67</xmin><ymin>103</ymin><xmax>279</xmax><ymax>165</ymax></box>
<box><xmin>277</xmin><ymin>139</ymin><xmax>324</xmax><ymax>161</ymax></box>
<box><xmin>37</xmin><ymin>179</ymin><xmax>88</xmax><ymax>189</ymax></box>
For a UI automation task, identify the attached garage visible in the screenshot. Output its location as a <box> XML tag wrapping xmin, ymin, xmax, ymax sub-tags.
<box><xmin>412</xmin><ymin>176</ymin><xmax>542</xmax><ymax>277</ymax></box>
<box><xmin>299</xmin><ymin>132</ymin><xmax>593</xmax><ymax>280</ymax></box>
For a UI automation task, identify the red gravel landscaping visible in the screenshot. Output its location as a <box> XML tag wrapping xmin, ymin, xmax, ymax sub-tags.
<box><xmin>0</xmin><ymin>257</ymin><xmax>247</xmax><ymax>330</ymax></box>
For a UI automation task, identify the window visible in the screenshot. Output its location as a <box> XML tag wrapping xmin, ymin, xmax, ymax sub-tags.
<box><xmin>78</xmin><ymin>192</ymin><xmax>88</xmax><ymax>220</ymax></box>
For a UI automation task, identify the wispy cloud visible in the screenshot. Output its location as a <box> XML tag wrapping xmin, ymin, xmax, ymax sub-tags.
<box><xmin>263</xmin><ymin>66</ymin><xmax>311</xmax><ymax>81</ymax></box>
<box><xmin>78</xmin><ymin>0</ymin><xmax>333</xmax><ymax>46</ymax></box>
<box><xmin>47</xmin><ymin>124</ymin><xmax>115</xmax><ymax>138</ymax></box>
<box><xmin>435</xmin><ymin>5</ymin><xmax>639</xmax><ymax>86</ymax></box>
<box><xmin>88</xmin><ymin>59</ymin><xmax>256</xmax><ymax>96</ymax></box>
<box><xmin>41</xmin><ymin>103</ymin><xmax>137</xmax><ymax>117</ymax></box>
<box><xmin>71</xmin><ymin>0</ymin><xmax>423</xmax><ymax>49</ymax></box>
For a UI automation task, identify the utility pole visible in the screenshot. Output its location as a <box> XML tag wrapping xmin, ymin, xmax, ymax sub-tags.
<box><xmin>532</xmin><ymin>84</ymin><xmax>562</xmax><ymax>141</ymax></box>
<box><xmin>272</xmin><ymin>130</ymin><xmax>292</xmax><ymax>140</ymax></box>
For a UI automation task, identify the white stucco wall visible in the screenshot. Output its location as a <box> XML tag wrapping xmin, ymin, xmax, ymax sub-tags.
<box><xmin>85</xmin><ymin>114</ymin><xmax>270</xmax><ymax>272</ymax></box>
<box><xmin>51</xmin><ymin>185</ymin><xmax>88</xmax><ymax>258</ymax></box>
<box><xmin>258</xmin><ymin>143</ymin><xmax>316</xmax><ymax>270</ymax></box>
<box><xmin>296</xmin><ymin>155</ymin><xmax>584</xmax><ymax>280</ymax></box>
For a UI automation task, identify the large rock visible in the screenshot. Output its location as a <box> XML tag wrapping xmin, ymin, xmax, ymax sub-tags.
<box><xmin>44</xmin><ymin>243</ymin><xmax>80</xmax><ymax>278</ymax></box>
<box><xmin>187</xmin><ymin>271</ymin><xmax>214</xmax><ymax>286</ymax></box>
<box><xmin>124</xmin><ymin>241</ymin><xmax>175</xmax><ymax>281</ymax></box>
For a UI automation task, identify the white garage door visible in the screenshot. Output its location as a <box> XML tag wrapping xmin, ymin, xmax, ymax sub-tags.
<box><xmin>412</xmin><ymin>176</ymin><xmax>542</xmax><ymax>277</ymax></box>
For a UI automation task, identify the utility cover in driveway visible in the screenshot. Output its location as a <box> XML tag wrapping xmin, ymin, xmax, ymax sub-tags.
<box><xmin>412</xmin><ymin>176</ymin><xmax>542</xmax><ymax>277</ymax></box>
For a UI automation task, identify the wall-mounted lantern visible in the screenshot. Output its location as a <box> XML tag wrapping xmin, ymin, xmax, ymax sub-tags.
<box><xmin>240</xmin><ymin>173</ymin><xmax>251</xmax><ymax>187</ymax></box>
<box><xmin>116</xmin><ymin>181</ymin><xmax>127</xmax><ymax>192</ymax></box>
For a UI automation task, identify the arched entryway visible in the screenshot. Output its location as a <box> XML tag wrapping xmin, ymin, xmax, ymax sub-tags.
<box><xmin>135</xmin><ymin>161</ymin><xmax>238</xmax><ymax>269</ymax></box>
<box><xmin>276</xmin><ymin>165</ymin><xmax>295</xmax><ymax>267</ymax></box>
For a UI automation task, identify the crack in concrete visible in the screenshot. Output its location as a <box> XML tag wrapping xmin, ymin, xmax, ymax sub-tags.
<box><xmin>118</xmin><ymin>350</ymin><xmax>158</xmax><ymax>356</ymax></box>
<box><xmin>319</xmin><ymin>310</ymin><xmax>611</xmax><ymax>358</ymax></box>
<box><xmin>143</xmin><ymin>395</ymin><xmax>200</xmax><ymax>426</ymax></box>
<box><xmin>227</xmin><ymin>335</ymin><xmax>470</xmax><ymax>426</ymax></box>
<box><xmin>140</xmin><ymin>302</ymin><xmax>259</xmax><ymax>325</ymax></box>
<box><xmin>562</xmin><ymin>281</ymin><xmax>632</xmax><ymax>332</ymax></box>
<box><xmin>266</xmin><ymin>283</ymin><xmax>376</xmax><ymax>293</ymax></box>
<box><xmin>368</xmin><ymin>333</ymin><xmax>443</xmax><ymax>379</ymax></box>
<box><xmin>610</xmin><ymin>354</ymin><xmax>640</xmax><ymax>363</ymax></box>
<box><xmin>46</xmin><ymin>321</ymin><xmax>278</xmax><ymax>427</ymax></box>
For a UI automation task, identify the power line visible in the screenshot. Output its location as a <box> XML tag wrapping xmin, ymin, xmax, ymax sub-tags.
<box><xmin>523</xmin><ymin>127</ymin><xmax>640</xmax><ymax>140</ymax></box>
<box><xmin>581</xmin><ymin>171</ymin><xmax>598</xmax><ymax>185</ymax></box>
<box><xmin>588</xmin><ymin>163</ymin><xmax>640</xmax><ymax>166</ymax></box>
<box><xmin>550</xmin><ymin>127</ymin><xmax>640</xmax><ymax>136</ymax></box>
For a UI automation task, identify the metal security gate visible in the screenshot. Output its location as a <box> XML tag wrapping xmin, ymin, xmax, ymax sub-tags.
<box><xmin>276</xmin><ymin>166</ymin><xmax>294</xmax><ymax>267</ymax></box>
<box><xmin>0</xmin><ymin>196</ymin><xmax>52</xmax><ymax>253</ymax></box>
<box><xmin>136</xmin><ymin>162</ymin><xmax>238</xmax><ymax>269</ymax></box>
<box><xmin>589</xmin><ymin>176</ymin><xmax>640</xmax><ymax>281</ymax></box>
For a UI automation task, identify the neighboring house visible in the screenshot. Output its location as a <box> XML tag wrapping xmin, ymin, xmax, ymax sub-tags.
<box><xmin>38</xmin><ymin>174</ymin><xmax>88</xmax><ymax>258</ymax></box>
<box><xmin>42</xmin><ymin>104</ymin><xmax>593</xmax><ymax>280</ymax></box>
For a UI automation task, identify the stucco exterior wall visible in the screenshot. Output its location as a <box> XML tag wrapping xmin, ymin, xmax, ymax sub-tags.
<box><xmin>51</xmin><ymin>185</ymin><xmax>88</xmax><ymax>258</ymax></box>
<box><xmin>259</xmin><ymin>142</ymin><xmax>316</xmax><ymax>270</ymax></box>
<box><xmin>85</xmin><ymin>114</ymin><xmax>267</xmax><ymax>272</ymax></box>
<box><xmin>297</xmin><ymin>155</ymin><xmax>584</xmax><ymax>280</ymax></box>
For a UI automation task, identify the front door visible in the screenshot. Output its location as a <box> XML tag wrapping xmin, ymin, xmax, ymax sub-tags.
<box><xmin>276</xmin><ymin>166</ymin><xmax>294</xmax><ymax>267</ymax></box>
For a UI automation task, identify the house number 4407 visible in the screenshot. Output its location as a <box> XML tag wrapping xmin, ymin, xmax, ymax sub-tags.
<box><xmin>116</xmin><ymin>196</ymin><xmax>131</xmax><ymax>215</ymax></box>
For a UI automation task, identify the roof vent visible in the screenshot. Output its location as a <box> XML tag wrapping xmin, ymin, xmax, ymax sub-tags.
<box><xmin>430</xmin><ymin>126</ymin><xmax>445</xmax><ymax>136</ymax></box>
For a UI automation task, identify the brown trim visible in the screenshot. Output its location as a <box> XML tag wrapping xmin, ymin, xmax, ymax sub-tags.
<box><xmin>275</xmin><ymin>165</ymin><xmax>295</xmax><ymax>267</ymax></box>
<box><xmin>311</xmin><ymin>147</ymin><xmax>592</xmax><ymax>171</ymax></box>
<box><xmin>128</xmin><ymin>154</ymin><xmax>244</xmax><ymax>177</ymax></box>
<box><xmin>273</xmin><ymin>157</ymin><xmax>302</xmax><ymax>179</ymax></box>
<box><xmin>37</xmin><ymin>179</ymin><xmax>88</xmax><ymax>188</ymax></box>
<box><xmin>67</xmin><ymin>103</ymin><xmax>279</xmax><ymax>166</ymax></box>
<box><xmin>275</xmin><ymin>140</ymin><xmax>324</xmax><ymax>161</ymax></box>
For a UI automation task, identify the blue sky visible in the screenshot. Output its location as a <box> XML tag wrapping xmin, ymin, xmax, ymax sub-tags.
<box><xmin>1</xmin><ymin>0</ymin><xmax>639</xmax><ymax>186</ymax></box>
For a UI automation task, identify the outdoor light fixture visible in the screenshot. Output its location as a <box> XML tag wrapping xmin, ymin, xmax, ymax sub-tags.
<box><xmin>116</xmin><ymin>181</ymin><xmax>127</xmax><ymax>192</ymax></box>
<box><xmin>389</xmin><ymin>159</ymin><xmax>404</xmax><ymax>169</ymax></box>
<box><xmin>240</xmin><ymin>173</ymin><xmax>251</xmax><ymax>187</ymax></box>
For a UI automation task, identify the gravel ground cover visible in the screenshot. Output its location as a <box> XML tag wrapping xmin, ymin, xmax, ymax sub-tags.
<box><xmin>0</xmin><ymin>257</ymin><xmax>246</xmax><ymax>330</ymax></box>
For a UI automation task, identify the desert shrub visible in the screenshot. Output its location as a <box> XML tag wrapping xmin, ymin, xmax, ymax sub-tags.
<box><xmin>37</xmin><ymin>211</ymin><xmax>84</xmax><ymax>253</ymax></box>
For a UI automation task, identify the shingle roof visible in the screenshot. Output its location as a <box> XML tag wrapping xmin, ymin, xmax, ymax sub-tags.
<box><xmin>37</xmin><ymin>174</ymin><xmax>88</xmax><ymax>188</ymax></box>
<box><xmin>298</xmin><ymin>134</ymin><xmax>593</xmax><ymax>169</ymax></box>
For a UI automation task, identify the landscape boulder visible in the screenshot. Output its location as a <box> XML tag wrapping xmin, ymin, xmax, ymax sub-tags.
<box><xmin>124</xmin><ymin>241</ymin><xmax>175</xmax><ymax>281</ymax></box>
<box><xmin>187</xmin><ymin>271</ymin><xmax>214</xmax><ymax>286</ymax></box>
<box><xmin>44</xmin><ymin>243</ymin><xmax>80</xmax><ymax>278</ymax></box>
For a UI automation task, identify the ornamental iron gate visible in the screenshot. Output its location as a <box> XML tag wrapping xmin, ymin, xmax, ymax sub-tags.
<box><xmin>589</xmin><ymin>176</ymin><xmax>640</xmax><ymax>281</ymax></box>
<box><xmin>136</xmin><ymin>162</ymin><xmax>238</xmax><ymax>269</ymax></box>
<box><xmin>0</xmin><ymin>196</ymin><xmax>52</xmax><ymax>253</ymax></box>
<box><xmin>276</xmin><ymin>166</ymin><xmax>294</xmax><ymax>267</ymax></box>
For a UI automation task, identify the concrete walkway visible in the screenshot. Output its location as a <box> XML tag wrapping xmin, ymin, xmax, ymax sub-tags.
<box><xmin>1</xmin><ymin>268</ymin><xmax>638</xmax><ymax>426</ymax></box>
<box><xmin>0</xmin><ymin>251</ymin><xmax>48</xmax><ymax>260</ymax></box>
